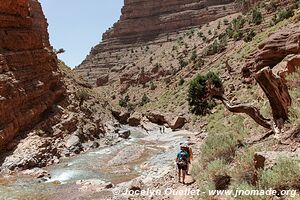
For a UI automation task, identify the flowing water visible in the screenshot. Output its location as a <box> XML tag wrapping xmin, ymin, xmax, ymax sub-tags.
<box><xmin>0</xmin><ymin>125</ymin><xmax>191</xmax><ymax>200</ymax></box>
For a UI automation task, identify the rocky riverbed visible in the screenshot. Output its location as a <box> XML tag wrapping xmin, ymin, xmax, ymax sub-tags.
<box><xmin>0</xmin><ymin>124</ymin><xmax>202</xmax><ymax>200</ymax></box>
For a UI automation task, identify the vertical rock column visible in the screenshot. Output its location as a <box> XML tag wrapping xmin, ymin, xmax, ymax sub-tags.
<box><xmin>0</xmin><ymin>0</ymin><xmax>64</xmax><ymax>149</ymax></box>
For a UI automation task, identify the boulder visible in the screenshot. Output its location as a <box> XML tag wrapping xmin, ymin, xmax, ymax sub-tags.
<box><xmin>96</xmin><ymin>74</ymin><xmax>109</xmax><ymax>86</ymax></box>
<box><xmin>244</xmin><ymin>22</ymin><xmax>300</xmax><ymax>77</ymax></box>
<box><xmin>1</xmin><ymin>136</ymin><xmax>58</xmax><ymax>171</ymax></box>
<box><xmin>146</xmin><ymin>112</ymin><xmax>166</xmax><ymax>125</ymax></box>
<box><xmin>128</xmin><ymin>112</ymin><xmax>141</xmax><ymax>126</ymax></box>
<box><xmin>65</xmin><ymin>135</ymin><xmax>80</xmax><ymax>149</ymax></box>
<box><xmin>273</xmin><ymin>54</ymin><xmax>300</xmax><ymax>80</ymax></box>
<box><xmin>167</xmin><ymin>116</ymin><xmax>186</xmax><ymax>130</ymax></box>
<box><xmin>111</xmin><ymin>109</ymin><xmax>130</xmax><ymax>124</ymax></box>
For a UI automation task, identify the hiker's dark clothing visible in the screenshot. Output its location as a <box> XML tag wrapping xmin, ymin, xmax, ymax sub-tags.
<box><xmin>176</xmin><ymin>150</ymin><xmax>188</xmax><ymax>170</ymax></box>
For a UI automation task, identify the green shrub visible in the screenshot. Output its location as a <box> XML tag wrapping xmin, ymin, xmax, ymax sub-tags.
<box><xmin>272</xmin><ymin>8</ymin><xmax>294</xmax><ymax>24</ymax></box>
<box><xmin>226</xmin><ymin>25</ymin><xmax>234</xmax><ymax>38</ymax></box>
<box><xmin>200</xmin><ymin>133</ymin><xmax>237</xmax><ymax>163</ymax></box>
<box><xmin>178</xmin><ymin>78</ymin><xmax>185</xmax><ymax>86</ymax></box>
<box><xmin>224</xmin><ymin>18</ymin><xmax>229</xmax><ymax>25</ymax></box>
<box><xmin>127</xmin><ymin>103</ymin><xmax>136</xmax><ymax>112</ymax></box>
<box><xmin>214</xmin><ymin>30</ymin><xmax>218</xmax><ymax>36</ymax></box>
<box><xmin>150</xmin><ymin>81</ymin><xmax>157</xmax><ymax>90</ymax></box>
<box><xmin>77</xmin><ymin>89</ymin><xmax>90</xmax><ymax>102</ymax></box>
<box><xmin>194</xmin><ymin>58</ymin><xmax>205</xmax><ymax>70</ymax></box>
<box><xmin>232</xmin><ymin>148</ymin><xmax>257</xmax><ymax>184</ymax></box>
<box><xmin>187</xmin><ymin>72</ymin><xmax>222</xmax><ymax>115</ymax></box>
<box><xmin>205</xmin><ymin>38</ymin><xmax>227</xmax><ymax>56</ymax></box>
<box><xmin>119</xmin><ymin>94</ymin><xmax>130</xmax><ymax>107</ymax></box>
<box><xmin>267</xmin><ymin>0</ymin><xmax>278</xmax><ymax>12</ymax></box>
<box><xmin>197</xmin><ymin>32</ymin><xmax>204</xmax><ymax>38</ymax></box>
<box><xmin>252</xmin><ymin>8</ymin><xmax>263</xmax><ymax>25</ymax></box>
<box><xmin>139</xmin><ymin>94</ymin><xmax>150</xmax><ymax>106</ymax></box>
<box><xmin>190</xmin><ymin>50</ymin><xmax>197</xmax><ymax>63</ymax></box>
<box><xmin>233</xmin><ymin>31</ymin><xmax>244</xmax><ymax>41</ymax></box>
<box><xmin>232</xmin><ymin>15</ymin><xmax>246</xmax><ymax>30</ymax></box>
<box><xmin>244</xmin><ymin>30</ymin><xmax>256</xmax><ymax>42</ymax></box>
<box><xmin>258</xmin><ymin>158</ymin><xmax>300</xmax><ymax>190</ymax></box>
<box><xmin>178</xmin><ymin>58</ymin><xmax>188</xmax><ymax>69</ymax></box>
<box><xmin>217</xmin><ymin>21</ymin><xmax>221</xmax><ymax>29</ymax></box>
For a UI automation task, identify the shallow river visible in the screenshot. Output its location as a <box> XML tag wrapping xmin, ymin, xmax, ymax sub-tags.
<box><xmin>0</xmin><ymin>126</ymin><xmax>190</xmax><ymax>200</ymax></box>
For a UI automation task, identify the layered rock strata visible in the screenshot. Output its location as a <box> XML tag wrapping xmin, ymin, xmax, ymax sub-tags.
<box><xmin>0</xmin><ymin>0</ymin><xmax>64</xmax><ymax>149</ymax></box>
<box><xmin>243</xmin><ymin>22</ymin><xmax>300</xmax><ymax>77</ymax></box>
<box><xmin>75</xmin><ymin>0</ymin><xmax>239</xmax><ymax>85</ymax></box>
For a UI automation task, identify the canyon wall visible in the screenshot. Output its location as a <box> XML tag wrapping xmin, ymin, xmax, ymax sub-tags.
<box><xmin>0</xmin><ymin>0</ymin><xmax>64</xmax><ymax>148</ymax></box>
<box><xmin>75</xmin><ymin>0</ymin><xmax>239</xmax><ymax>85</ymax></box>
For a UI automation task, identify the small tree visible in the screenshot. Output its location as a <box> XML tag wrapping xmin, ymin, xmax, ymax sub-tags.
<box><xmin>190</xmin><ymin>50</ymin><xmax>198</xmax><ymax>63</ymax></box>
<box><xmin>189</xmin><ymin>66</ymin><xmax>292</xmax><ymax>134</ymax></box>
<box><xmin>119</xmin><ymin>94</ymin><xmax>130</xmax><ymax>107</ymax></box>
<box><xmin>252</xmin><ymin>8</ymin><xmax>263</xmax><ymax>25</ymax></box>
<box><xmin>178</xmin><ymin>78</ymin><xmax>185</xmax><ymax>86</ymax></box>
<box><xmin>223</xmin><ymin>18</ymin><xmax>229</xmax><ymax>25</ymax></box>
<box><xmin>188</xmin><ymin>72</ymin><xmax>222</xmax><ymax>115</ymax></box>
<box><xmin>150</xmin><ymin>81</ymin><xmax>157</xmax><ymax>90</ymax></box>
<box><xmin>179</xmin><ymin>58</ymin><xmax>188</xmax><ymax>69</ymax></box>
<box><xmin>54</xmin><ymin>48</ymin><xmax>65</xmax><ymax>54</ymax></box>
<box><xmin>77</xmin><ymin>89</ymin><xmax>90</xmax><ymax>107</ymax></box>
<box><xmin>140</xmin><ymin>94</ymin><xmax>150</xmax><ymax>106</ymax></box>
<box><xmin>244</xmin><ymin>30</ymin><xmax>256</xmax><ymax>42</ymax></box>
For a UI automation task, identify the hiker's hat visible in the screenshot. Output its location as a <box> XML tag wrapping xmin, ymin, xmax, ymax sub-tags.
<box><xmin>184</xmin><ymin>141</ymin><xmax>189</xmax><ymax>146</ymax></box>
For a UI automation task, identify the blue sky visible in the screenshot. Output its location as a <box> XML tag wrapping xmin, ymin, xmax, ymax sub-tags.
<box><xmin>39</xmin><ymin>0</ymin><xmax>124</xmax><ymax>68</ymax></box>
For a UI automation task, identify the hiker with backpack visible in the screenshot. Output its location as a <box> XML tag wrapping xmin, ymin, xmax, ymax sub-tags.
<box><xmin>184</xmin><ymin>141</ymin><xmax>193</xmax><ymax>175</ymax></box>
<box><xmin>176</xmin><ymin>144</ymin><xmax>189</xmax><ymax>184</ymax></box>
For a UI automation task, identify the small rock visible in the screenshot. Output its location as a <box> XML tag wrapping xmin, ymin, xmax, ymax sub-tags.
<box><xmin>105</xmin><ymin>182</ymin><xmax>114</xmax><ymax>189</ymax></box>
<box><xmin>90</xmin><ymin>141</ymin><xmax>100</xmax><ymax>149</ymax></box>
<box><xmin>65</xmin><ymin>135</ymin><xmax>80</xmax><ymax>149</ymax></box>
<box><xmin>118</xmin><ymin>129</ymin><xmax>131</xmax><ymax>139</ymax></box>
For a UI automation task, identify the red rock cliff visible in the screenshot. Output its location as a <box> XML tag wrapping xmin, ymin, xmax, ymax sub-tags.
<box><xmin>0</xmin><ymin>0</ymin><xmax>64</xmax><ymax>148</ymax></box>
<box><xmin>75</xmin><ymin>0</ymin><xmax>238</xmax><ymax>85</ymax></box>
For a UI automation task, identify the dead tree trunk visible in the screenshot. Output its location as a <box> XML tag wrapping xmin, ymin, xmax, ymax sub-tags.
<box><xmin>208</xmin><ymin>67</ymin><xmax>291</xmax><ymax>133</ymax></box>
<box><xmin>220</xmin><ymin>97</ymin><xmax>272</xmax><ymax>129</ymax></box>
<box><xmin>255</xmin><ymin>67</ymin><xmax>291</xmax><ymax>129</ymax></box>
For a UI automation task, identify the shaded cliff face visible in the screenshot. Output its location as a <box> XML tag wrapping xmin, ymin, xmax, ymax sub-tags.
<box><xmin>75</xmin><ymin>0</ymin><xmax>238</xmax><ymax>85</ymax></box>
<box><xmin>0</xmin><ymin>0</ymin><xmax>64</xmax><ymax>148</ymax></box>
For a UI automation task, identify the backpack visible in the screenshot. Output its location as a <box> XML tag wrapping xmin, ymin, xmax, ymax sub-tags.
<box><xmin>177</xmin><ymin>151</ymin><xmax>188</xmax><ymax>166</ymax></box>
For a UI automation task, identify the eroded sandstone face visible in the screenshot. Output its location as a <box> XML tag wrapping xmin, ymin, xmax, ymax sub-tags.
<box><xmin>243</xmin><ymin>22</ymin><xmax>300</xmax><ymax>77</ymax></box>
<box><xmin>0</xmin><ymin>0</ymin><xmax>64</xmax><ymax>149</ymax></box>
<box><xmin>75</xmin><ymin>0</ymin><xmax>239</xmax><ymax>85</ymax></box>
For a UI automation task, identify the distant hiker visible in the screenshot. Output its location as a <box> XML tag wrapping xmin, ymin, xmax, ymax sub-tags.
<box><xmin>176</xmin><ymin>144</ymin><xmax>189</xmax><ymax>184</ymax></box>
<box><xmin>184</xmin><ymin>141</ymin><xmax>193</xmax><ymax>175</ymax></box>
<box><xmin>162</xmin><ymin>126</ymin><xmax>165</xmax><ymax>133</ymax></box>
<box><xmin>159</xmin><ymin>127</ymin><xmax>162</xmax><ymax>134</ymax></box>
